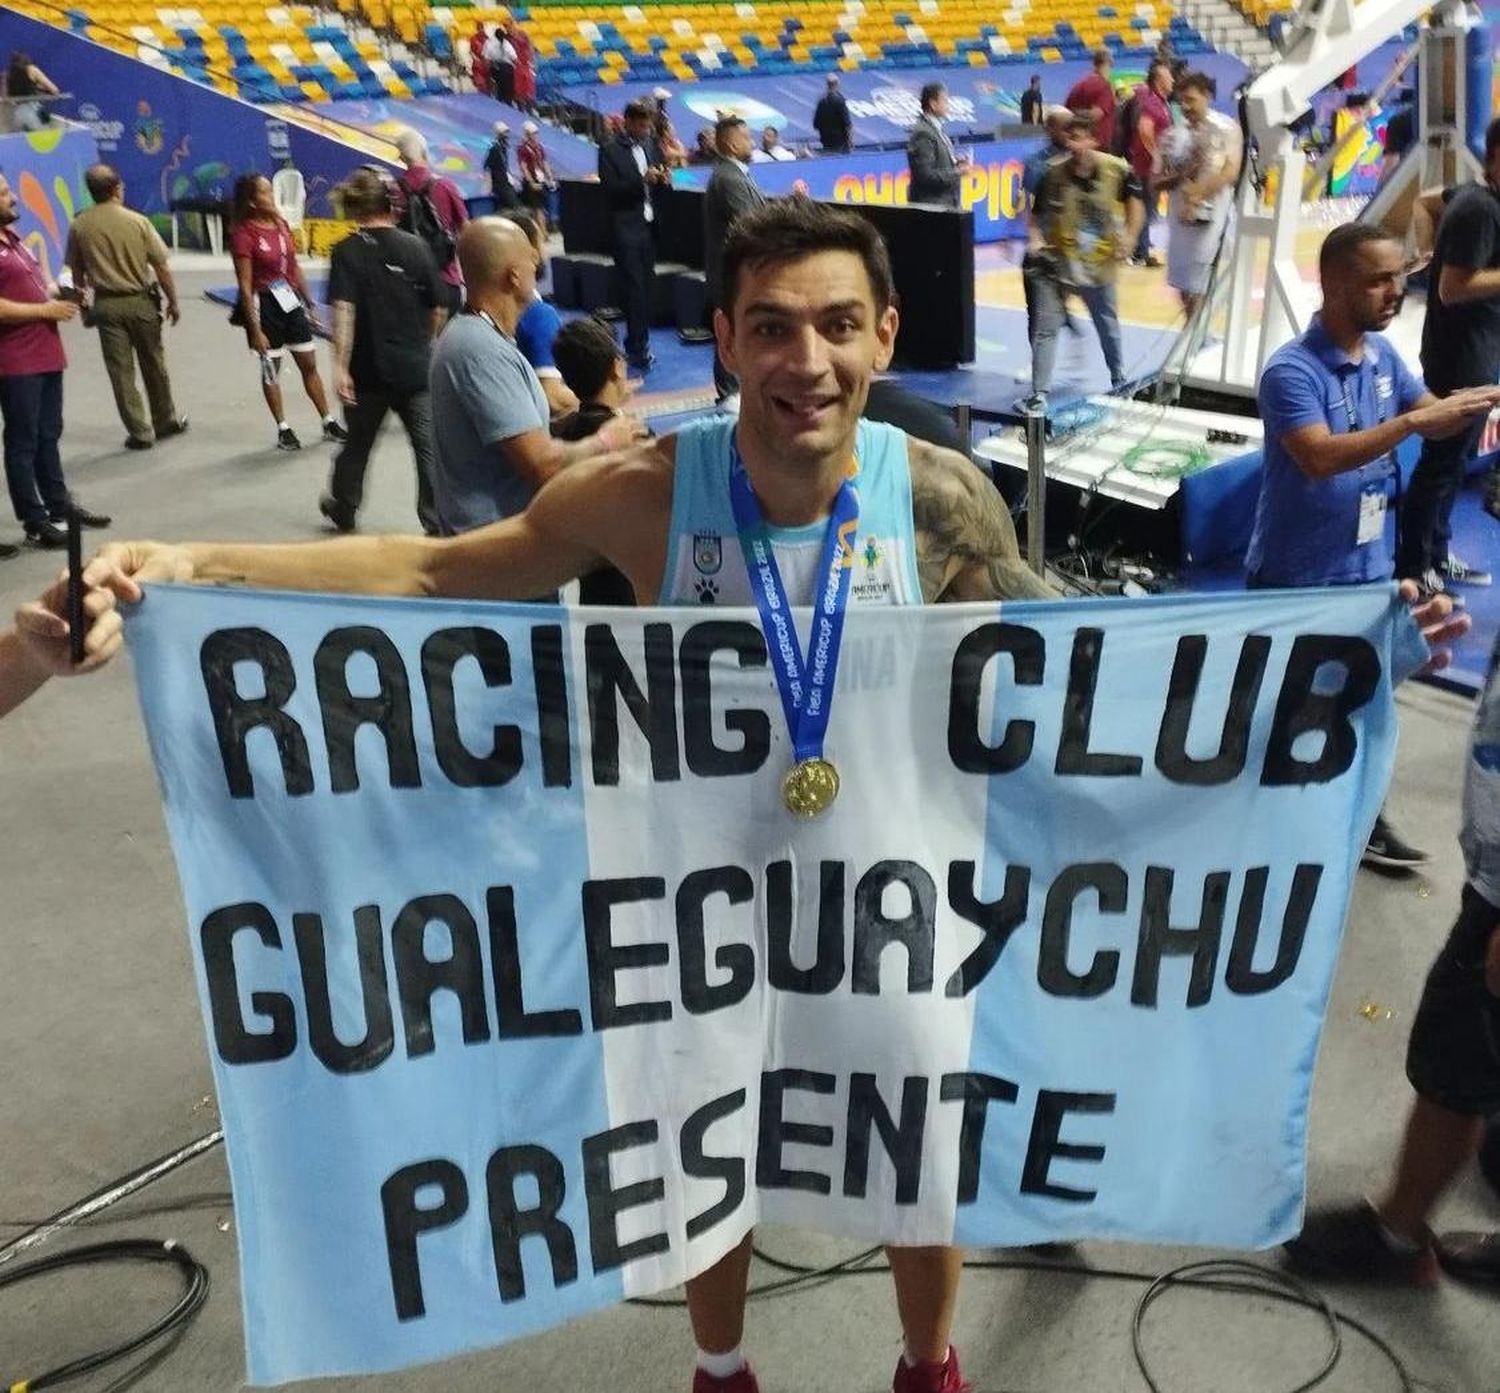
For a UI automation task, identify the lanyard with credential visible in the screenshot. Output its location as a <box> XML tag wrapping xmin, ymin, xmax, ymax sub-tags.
<box><xmin>728</xmin><ymin>441</ymin><xmax>859</xmax><ymax>818</ymax></box>
<box><xmin>1339</xmin><ymin>360</ymin><xmax>1404</xmax><ymax>552</ymax></box>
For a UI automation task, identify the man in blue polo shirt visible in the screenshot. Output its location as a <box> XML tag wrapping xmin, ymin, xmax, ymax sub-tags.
<box><xmin>1248</xmin><ymin>222</ymin><xmax>1500</xmax><ymax>867</ymax></box>
<box><xmin>501</xmin><ymin>207</ymin><xmax>577</xmax><ymax>419</ymax></box>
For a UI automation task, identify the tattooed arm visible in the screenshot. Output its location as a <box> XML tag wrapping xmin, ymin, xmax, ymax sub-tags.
<box><xmin>908</xmin><ymin>439</ymin><xmax>1059</xmax><ymax>602</ymax></box>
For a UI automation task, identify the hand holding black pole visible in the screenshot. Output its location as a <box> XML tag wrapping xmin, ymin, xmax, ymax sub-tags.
<box><xmin>66</xmin><ymin>506</ymin><xmax>84</xmax><ymax>666</ymax></box>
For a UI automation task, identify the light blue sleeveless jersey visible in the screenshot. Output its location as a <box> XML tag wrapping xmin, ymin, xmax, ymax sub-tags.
<box><xmin>658</xmin><ymin>416</ymin><xmax>924</xmax><ymax>608</ymax></box>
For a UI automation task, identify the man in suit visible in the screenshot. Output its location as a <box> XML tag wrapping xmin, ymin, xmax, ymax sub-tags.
<box><xmin>813</xmin><ymin>73</ymin><xmax>852</xmax><ymax>153</ymax></box>
<box><xmin>703</xmin><ymin>115</ymin><xmax>766</xmax><ymax>401</ymax></box>
<box><xmin>598</xmin><ymin>98</ymin><xmax>669</xmax><ymax>370</ymax></box>
<box><xmin>906</xmin><ymin>82</ymin><xmax>967</xmax><ymax>207</ymax></box>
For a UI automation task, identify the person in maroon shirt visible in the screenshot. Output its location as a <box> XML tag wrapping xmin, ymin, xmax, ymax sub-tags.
<box><xmin>230</xmin><ymin>173</ymin><xmax>344</xmax><ymax>453</ymax></box>
<box><xmin>468</xmin><ymin>21</ymin><xmax>489</xmax><ymax>95</ymax></box>
<box><xmin>1127</xmin><ymin>59</ymin><xmax>1174</xmax><ymax>266</ymax></box>
<box><xmin>394</xmin><ymin>130</ymin><xmax>470</xmax><ymax>316</ymax></box>
<box><xmin>508</xmin><ymin>21</ymin><xmax>536</xmax><ymax>112</ymax></box>
<box><xmin>0</xmin><ymin>173</ymin><xmax>109</xmax><ymax>550</ymax></box>
<box><xmin>1065</xmin><ymin>48</ymin><xmax>1116</xmax><ymax>153</ymax></box>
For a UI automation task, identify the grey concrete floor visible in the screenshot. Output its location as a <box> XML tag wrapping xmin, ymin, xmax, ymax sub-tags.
<box><xmin>0</xmin><ymin>267</ymin><xmax>1497</xmax><ymax>1392</ymax></box>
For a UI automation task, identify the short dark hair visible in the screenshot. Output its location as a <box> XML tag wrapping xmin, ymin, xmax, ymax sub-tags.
<box><xmin>1486</xmin><ymin>115</ymin><xmax>1500</xmax><ymax>162</ymax></box>
<box><xmin>338</xmin><ymin>166</ymin><xmax>392</xmax><ymax>220</ymax></box>
<box><xmin>1177</xmin><ymin>70</ymin><xmax>1214</xmax><ymax>97</ymax></box>
<box><xmin>715</xmin><ymin>114</ymin><xmax>745</xmax><ymax>141</ymax></box>
<box><xmin>500</xmin><ymin>206</ymin><xmax>543</xmax><ymax>244</ymax></box>
<box><xmin>552</xmin><ymin>316</ymin><xmax>623</xmax><ymax>399</ymax></box>
<box><xmin>920</xmin><ymin>82</ymin><xmax>946</xmax><ymax>113</ymax></box>
<box><xmin>1092</xmin><ymin>46</ymin><xmax>1111</xmax><ymax>68</ymax></box>
<box><xmin>720</xmin><ymin>197</ymin><xmax>894</xmax><ymax>317</ymax></box>
<box><xmin>85</xmin><ymin>163</ymin><xmax>121</xmax><ymax>203</ymax></box>
<box><xmin>1319</xmin><ymin>221</ymin><xmax>1398</xmax><ymax>280</ymax></box>
<box><xmin>1149</xmin><ymin>58</ymin><xmax>1172</xmax><ymax>84</ymax></box>
<box><xmin>623</xmin><ymin>98</ymin><xmax>653</xmax><ymax>122</ymax></box>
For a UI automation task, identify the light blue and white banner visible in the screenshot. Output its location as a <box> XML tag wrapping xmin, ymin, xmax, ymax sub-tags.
<box><xmin>127</xmin><ymin>583</ymin><xmax>1423</xmax><ymax>1385</ymax></box>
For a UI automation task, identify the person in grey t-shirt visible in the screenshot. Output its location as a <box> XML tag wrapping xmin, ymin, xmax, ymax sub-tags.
<box><xmin>428</xmin><ymin>218</ymin><xmax>643</xmax><ymax>537</ymax></box>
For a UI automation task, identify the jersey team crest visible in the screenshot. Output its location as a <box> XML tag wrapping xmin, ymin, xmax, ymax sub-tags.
<box><xmin>693</xmin><ymin>532</ymin><xmax>723</xmax><ymax>575</ymax></box>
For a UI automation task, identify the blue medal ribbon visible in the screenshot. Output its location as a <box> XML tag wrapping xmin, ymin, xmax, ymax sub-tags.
<box><xmin>728</xmin><ymin>440</ymin><xmax>859</xmax><ymax>769</ymax></box>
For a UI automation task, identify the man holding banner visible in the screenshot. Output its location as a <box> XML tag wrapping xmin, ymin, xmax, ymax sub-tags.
<box><xmin>94</xmin><ymin>197</ymin><xmax>1051</xmax><ymax>1393</ymax></box>
<box><xmin>87</xmin><ymin>200</ymin><xmax>1465</xmax><ymax>1393</ymax></box>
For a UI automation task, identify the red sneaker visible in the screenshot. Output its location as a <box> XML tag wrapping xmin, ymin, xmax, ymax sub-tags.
<box><xmin>892</xmin><ymin>1347</ymin><xmax>972</xmax><ymax>1393</ymax></box>
<box><xmin>692</xmin><ymin>1363</ymin><xmax>760</xmax><ymax>1393</ymax></box>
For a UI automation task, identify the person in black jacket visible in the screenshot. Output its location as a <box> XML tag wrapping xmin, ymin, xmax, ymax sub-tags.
<box><xmin>598</xmin><ymin>99</ymin><xmax>669</xmax><ymax>370</ymax></box>
<box><xmin>483</xmin><ymin>122</ymin><xmax>518</xmax><ymax>209</ymax></box>
<box><xmin>813</xmin><ymin>74</ymin><xmax>852</xmax><ymax>153</ymax></box>
<box><xmin>703</xmin><ymin>115</ymin><xmax>766</xmax><ymax>401</ymax></box>
<box><xmin>906</xmin><ymin>82</ymin><xmax>968</xmax><ymax>207</ymax></box>
<box><xmin>1020</xmin><ymin>74</ymin><xmax>1044</xmax><ymax>127</ymax></box>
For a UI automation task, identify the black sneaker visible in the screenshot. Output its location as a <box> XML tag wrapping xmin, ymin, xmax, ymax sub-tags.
<box><xmin>1441</xmin><ymin>553</ymin><xmax>1492</xmax><ymax>587</ymax></box>
<box><xmin>1362</xmin><ymin>813</ymin><xmax>1429</xmax><ymax>870</ymax></box>
<box><xmin>1284</xmin><ymin>1200</ymin><xmax>1439</xmax><ymax>1287</ymax></box>
<box><xmin>322</xmin><ymin>419</ymin><xmax>349</xmax><ymax>444</ymax></box>
<box><xmin>157</xmin><ymin>417</ymin><xmax>189</xmax><ymax>439</ymax></box>
<box><xmin>319</xmin><ymin>494</ymin><xmax>356</xmax><ymax>533</ymax></box>
<box><xmin>25</xmin><ymin>520</ymin><xmax>68</xmax><ymax>550</ymax></box>
<box><xmin>0</xmin><ymin>540</ymin><xmax>18</xmax><ymax>559</ymax></box>
<box><xmin>49</xmin><ymin>503</ymin><xmax>111</xmax><ymax>528</ymax></box>
<box><xmin>1436</xmin><ymin>1229</ymin><xmax>1500</xmax><ymax>1287</ymax></box>
<box><xmin>124</xmin><ymin>435</ymin><xmax>153</xmax><ymax>451</ymax></box>
<box><xmin>277</xmin><ymin>426</ymin><xmax>302</xmax><ymax>451</ymax></box>
<box><xmin>1412</xmin><ymin>566</ymin><xmax>1446</xmax><ymax>600</ymax></box>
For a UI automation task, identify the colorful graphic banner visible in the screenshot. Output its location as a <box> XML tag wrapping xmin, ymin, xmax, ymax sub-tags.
<box><xmin>0</xmin><ymin>125</ymin><xmax>97</xmax><ymax>282</ymax></box>
<box><xmin>128</xmin><ymin>583</ymin><xmax>1422</xmax><ymax>1384</ymax></box>
<box><xmin>673</xmin><ymin>138</ymin><xmax>1036</xmax><ymax>241</ymax></box>
<box><xmin>0</xmin><ymin>9</ymin><xmax>376</xmax><ymax>217</ymax></box>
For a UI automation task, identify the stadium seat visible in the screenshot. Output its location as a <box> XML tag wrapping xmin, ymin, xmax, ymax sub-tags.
<box><xmin>5</xmin><ymin>0</ymin><xmax>1231</xmax><ymax>105</ymax></box>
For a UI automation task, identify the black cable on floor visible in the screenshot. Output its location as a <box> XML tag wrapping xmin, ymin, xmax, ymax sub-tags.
<box><xmin>3</xmin><ymin>1157</ymin><xmax>1449</xmax><ymax>1392</ymax></box>
<box><xmin>0</xmin><ymin>1238</ymin><xmax>210</xmax><ymax>1391</ymax></box>
<box><xmin>623</xmin><ymin>1243</ymin><xmax>1444</xmax><ymax>1393</ymax></box>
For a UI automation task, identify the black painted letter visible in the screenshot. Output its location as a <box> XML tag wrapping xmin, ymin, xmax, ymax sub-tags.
<box><xmin>421</xmin><ymin>626</ymin><xmax>522</xmax><ymax>787</ymax></box>
<box><xmin>681</xmin><ymin>621</ymin><xmax>771</xmax><ymax>777</ymax></box>
<box><xmin>948</xmin><ymin>623</ymin><xmax>1044</xmax><ymax>773</ymax></box>
<box><xmin>1020</xmin><ymin>1091</ymin><xmax>1114</xmax><ymax>1202</ymax></box>
<box><xmin>584</xmin><ymin>877</ymin><xmax>671</xmax><ymax>1029</ymax></box>
<box><xmin>200</xmin><ymin>902</ymin><xmax>296</xmax><ymax>1064</ymax></box>
<box><xmin>1262</xmin><ymin>635</ymin><xmax>1381</xmax><ymax>786</ymax></box>
<box><xmin>314</xmin><ymin>626</ymin><xmax>421</xmax><ymax>793</ymax></box>
<box><xmin>199</xmin><ymin>628</ymin><xmax>312</xmax><ymax>798</ymax></box>
<box><xmin>487</xmin><ymin>1144</ymin><xmax>578</xmax><ymax>1301</ymax></box>
<box><xmin>381</xmin><ymin>1158</ymin><xmax>468</xmax><ymax>1320</ymax></box>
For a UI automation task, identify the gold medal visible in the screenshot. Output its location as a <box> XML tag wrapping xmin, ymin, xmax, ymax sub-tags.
<box><xmin>781</xmin><ymin>758</ymin><xmax>840</xmax><ymax>817</ymax></box>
